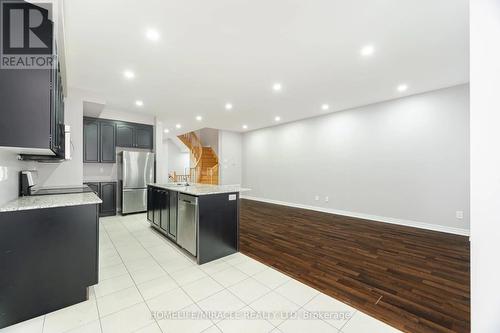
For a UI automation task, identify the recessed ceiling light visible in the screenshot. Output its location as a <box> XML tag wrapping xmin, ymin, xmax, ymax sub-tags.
<box><xmin>135</xmin><ymin>100</ymin><xmax>144</xmax><ymax>107</ymax></box>
<box><xmin>145</xmin><ymin>29</ymin><xmax>160</xmax><ymax>41</ymax></box>
<box><xmin>272</xmin><ymin>83</ymin><xmax>282</xmax><ymax>92</ymax></box>
<box><xmin>242</xmin><ymin>125</ymin><xmax>248</xmax><ymax>129</ymax></box>
<box><xmin>225</xmin><ymin>103</ymin><xmax>233</xmax><ymax>110</ymax></box>
<box><xmin>321</xmin><ymin>104</ymin><xmax>329</xmax><ymax>111</ymax></box>
<box><xmin>196</xmin><ymin>116</ymin><xmax>202</xmax><ymax>121</ymax></box>
<box><xmin>360</xmin><ymin>45</ymin><xmax>375</xmax><ymax>56</ymax></box>
<box><xmin>397</xmin><ymin>84</ymin><xmax>408</xmax><ymax>92</ymax></box>
<box><xmin>164</xmin><ymin>129</ymin><xmax>169</xmax><ymax>133</ymax></box>
<box><xmin>175</xmin><ymin>124</ymin><xmax>181</xmax><ymax>129</ymax></box>
<box><xmin>274</xmin><ymin>116</ymin><xmax>281</xmax><ymax>122</ymax></box>
<box><xmin>123</xmin><ymin>70</ymin><xmax>135</xmax><ymax>79</ymax></box>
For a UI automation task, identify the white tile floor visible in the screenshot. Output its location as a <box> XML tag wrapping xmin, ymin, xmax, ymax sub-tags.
<box><xmin>2</xmin><ymin>213</ymin><xmax>403</xmax><ymax>333</ymax></box>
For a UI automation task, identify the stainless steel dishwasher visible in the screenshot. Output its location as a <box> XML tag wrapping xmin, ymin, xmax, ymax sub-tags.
<box><xmin>177</xmin><ymin>193</ymin><xmax>198</xmax><ymax>256</ymax></box>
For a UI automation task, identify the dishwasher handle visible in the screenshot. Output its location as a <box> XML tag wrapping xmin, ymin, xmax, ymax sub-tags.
<box><xmin>182</xmin><ymin>199</ymin><xmax>197</xmax><ymax>205</ymax></box>
<box><xmin>179</xmin><ymin>193</ymin><xmax>198</xmax><ymax>205</ymax></box>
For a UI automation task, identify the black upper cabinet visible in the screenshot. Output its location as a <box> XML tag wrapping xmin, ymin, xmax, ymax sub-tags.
<box><xmin>0</xmin><ymin>7</ymin><xmax>64</xmax><ymax>160</ymax></box>
<box><xmin>135</xmin><ymin>126</ymin><xmax>154</xmax><ymax>149</ymax></box>
<box><xmin>83</xmin><ymin>119</ymin><xmax>99</xmax><ymax>163</ymax></box>
<box><xmin>83</xmin><ymin>117</ymin><xmax>116</xmax><ymax>163</ymax></box>
<box><xmin>116</xmin><ymin>122</ymin><xmax>154</xmax><ymax>149</ymax></box>
<box><xmin>0</xmin><ymin>69</ymin><xmax>55</xmax><ymax>151</ymax></box>
<box><xmin>99</xmin><ymin>121</ymin><xmax>116</xmax><ymax>163</ymax></box>
<box><xmin>50</xmin><ymin>63</ymin><xmax>65</xmax><ymax>156</ymax></box>
<box><xmin>84</xmin><ymin>117</ymin><xmax>153</xmax><ymax>163</ymax></box>
<box><xmin>116</xmin><ymin>123</ymin><xmax>135</xmax><ymax>148</ymax></box>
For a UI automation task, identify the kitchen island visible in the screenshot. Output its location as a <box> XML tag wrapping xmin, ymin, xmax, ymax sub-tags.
<box><xmin>147</xmin><ymin>183</ymin><xmax>249</xmax><ymax>264</ymax></box>
<box><xmin>0</xmin><ymin>192</ymin><xmax>101</xmax><ymax>329</ymax></box>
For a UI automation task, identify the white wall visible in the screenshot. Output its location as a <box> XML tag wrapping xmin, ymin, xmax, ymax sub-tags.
<box><xmin>471</xmin><ymin>0</ymin><xmax>500</xmax><ymax>331</ymax></box>
<box><xmin>89</xmin><ymin>107</ymin><xmax>155</xmax><ymax>125</ymax></box>
<box><xmin>167</xmin><ymin>139</ymin><xmax>190</xmax><ymax>175</ymax></box>
<box><xmin>36</xmin><ymin>87</ymin><xmax>84</xmax><ymax>187</ymax></box>
<box><xmin>0</xmin><ymin>151</ymin><xmax>36</xmax><ymax>205</ymax></box>
<box><xmin>197</xmin><ymin>128</ymin><xmax>219</xmax><ymax>155</ymax></box>
<box><xmin>242</xmin><ymin>84</ymin><xmax>469</xmax><ymax>234</ymax></box>
<box><xmin>219</xmin><ymin>130</ymin><xmax>242</xmax><ymax>185</ymax></box>
<box><xmin>155</xmin><ymin>120</ymin><xmax>169</xmax><ymax>184</ymax></box>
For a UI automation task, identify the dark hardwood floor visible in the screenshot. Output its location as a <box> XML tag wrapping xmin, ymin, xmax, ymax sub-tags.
<box><xmin>239</xmin><ymin>199</ymin><xmax>470</xmax><ymax>333</ymax></box>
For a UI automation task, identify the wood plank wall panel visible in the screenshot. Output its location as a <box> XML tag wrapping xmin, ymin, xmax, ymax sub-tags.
<box><xmin>239</xmin><ymin>199</ymin><xmax>470</xmax><ymax>333</ymax></box>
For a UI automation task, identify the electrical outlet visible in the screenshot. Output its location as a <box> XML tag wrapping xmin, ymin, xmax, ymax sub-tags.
<box><xmin>315</xmin><ymin>195</ymin><xmax>319</xmax><ymax>201</ymax></box>
<box><xmin>456</xmin><ymin>211</ymin><xmax>464</xmax><ymax>219</ymax></box>
<box><xmin>325</xmin><ymin>196</ymin><xmax>329</xmax><ymax>202</ymax></box>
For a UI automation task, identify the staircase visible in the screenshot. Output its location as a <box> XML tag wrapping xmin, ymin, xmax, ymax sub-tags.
<box><xmin>199</xmin><ymin>147</ymin><xmax>219</xmax><ymax>184</ymax></box>
<box><xmin>178</xmin><ymin>132</ymin><xmax>219</xmax><ymax>185</ymax></box>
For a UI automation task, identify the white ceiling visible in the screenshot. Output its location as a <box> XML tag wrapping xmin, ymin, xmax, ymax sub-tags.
<box><xmin>63</xmin><ymin>0</ymin><xmax>469</xmax><ymax>134</ymax></box>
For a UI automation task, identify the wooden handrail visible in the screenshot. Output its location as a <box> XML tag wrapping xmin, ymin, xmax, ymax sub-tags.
<box><xmin>169</xmin><ymin>171</ymin><xmax>191</xmax><ymax>183</ymax></box>
<box><xmin>178</xmin><ymin>132</ymin><xmax>203</xmax><ymax>183</ymax></box>
<box><xmin>208</xmin><ymin>164</ymin><xmax>219</xmax><ymax>185</ymax></box>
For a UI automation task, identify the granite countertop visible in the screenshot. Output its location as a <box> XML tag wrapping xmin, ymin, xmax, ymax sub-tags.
<box><xmin>149</xmin><ymin>183</ymin><xmax>251</xmax><ymax>196</ymax></box>
<box><xmin>0</xmin><ymin>192</ymin><xmax>102</xmax><ymax>212</ymax></box>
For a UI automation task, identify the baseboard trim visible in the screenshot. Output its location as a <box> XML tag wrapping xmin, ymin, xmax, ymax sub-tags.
<box><xmin>240</xmin><ymin>195</ymin><xmax>470</xmax><ymax>237</ymax></box>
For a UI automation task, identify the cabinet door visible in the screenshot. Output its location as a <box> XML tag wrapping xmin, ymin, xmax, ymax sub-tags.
<box><xmin>168</xmin><ymin>190</ymin><xmax>177</xmax><ymax>239</ymax></box>
<box><xmin>100</xmin><ymin>182</ymin><xmax>117</xmax><ymax>217</ymax></box>
<box><xmin>50</xmin><ymin>65</ymin><xmax>60</xmax><ymax>153</ymax></box>
<box><xmin>85</xmin><ymin>182</ymin><xmax>100</xmax><ymax>195</ymax></box>
<box><xmin>99</xmin><ymin>121</ymin><xmax>116</xmax><ymax>163</ymax></box>
<box><xmin>135</xmin><ymin>125</ymin><xmax>153</xmax><ymax>149</ymax></box>
<box><xmin>147</xmin><ymin>187</ymin><xmax>153</xmax><ymax>222</ymax></box>
<box><xmin>153</xmin><ymin>189</ymin><xmax>161</xmax><ymax>227</ymax></box>
<box><xmin>160</xmin><ymin>190</ymin><xmax>169</xmax><ymax>232</ymax></box>
<box><xmin>0</xmin><ymin>69</ymin><xmax>51</xmax><ymax>149</ymax></box>
<box><xmin>83</xmin><ymin>119</ymin><xmax>99</xmax><ymax>163</ymax></box>
<box><xmin>116</xmin><ymin>123</ymin><xmax>135</xmax><ymax>148</ymax></box>
<box><xmin>52</xmin><ymin>65</ymin><xmax>65</xmax><ymax>156</ymax></box>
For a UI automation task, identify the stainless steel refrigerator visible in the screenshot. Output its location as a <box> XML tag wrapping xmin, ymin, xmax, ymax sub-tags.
<box><xmin>120</xmin><ymin>151</ymin><xmax>155</xmax><ymax>214</ymax></box>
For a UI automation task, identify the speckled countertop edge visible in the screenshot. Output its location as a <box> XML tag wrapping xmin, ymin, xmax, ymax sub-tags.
<box><xmin>0</xmin><ymin>192</ymin><xmax>102</xmax><ymax>212</ymax></box>
<box><xmin>148</xmin><ymin>183</ymin><xmax>251</xmax><ymax>196</ymax></box>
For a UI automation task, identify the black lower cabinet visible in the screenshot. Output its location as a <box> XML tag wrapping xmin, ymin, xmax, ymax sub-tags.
<box><xmin>197</xmin><ymin>193</ymin><xmax>239</xmax><ymax>264</ymax></box>
<box><xmin>100</xmin><ymin>182</ymin><xmax>117</xmax><ymax>216</ymax></box>
<box><xmin>85</xmin><ymin>182</ymin><xmax>117</xmax><ymax>217</ymax></box>
<box><xmin>147</xmin><ymin>186</ymin><xmax>239</xmax><ymax>264</ymax></box>
<box><xmin>86</xmin><ymin>182</ymin><xmax>99</xmax><ymax>195</ymax></box>
<box><xmin>0</xmin><ymin>204</ymin><xmax>99</xmax><ymax>328</ymax></box>
<box><xmin>159</xmin><ymin>190</ymin><xmax>169</xmax><ymax>233</ymax></box>
<box><xmin>147</xmin><ymin>187</ymin><xmax>154</xmax><ymax>222</ymax></box>
<box><xmin>168</xmin><ymin>191</ymin><xmax>178</xmax><ymax>240</ymax></box>
<box><xmin>147</xmin><ymin>186</ymin><xmax>176</xmax><ymax>240</ymax></box>
<box><xmin>152</xmin><ymin>188</ymin><xmax>161</xmax><ymax>227</ymax></box>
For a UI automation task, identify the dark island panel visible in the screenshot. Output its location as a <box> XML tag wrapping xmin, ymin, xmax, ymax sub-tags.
<box><xmin>198</xmin><ymin>192</ymin><xmax>239</xmax><ymax>264</ymax></box>
<box><xmin>0</xmin><ymin>204</ymin><xmax>99</xmax><ymax>328</ymax></box>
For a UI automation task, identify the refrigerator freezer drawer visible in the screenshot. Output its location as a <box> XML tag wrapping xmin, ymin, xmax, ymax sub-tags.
<box><xmin>122</xmin><ymin>188</ymin><xmax>147</xmax><ymax>214</ymax></box>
